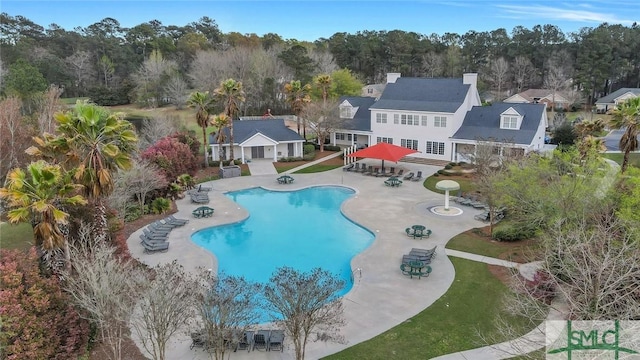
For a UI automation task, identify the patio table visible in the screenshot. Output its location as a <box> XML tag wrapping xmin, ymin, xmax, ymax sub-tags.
<box><xmin>192</xmin><ymin>206</ymin><xmax>214</xmax><ymax>218</ymax></box>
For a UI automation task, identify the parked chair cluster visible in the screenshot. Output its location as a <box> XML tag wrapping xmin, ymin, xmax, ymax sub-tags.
<box><xmin>474</xmin><ymin>207</ymin><xmax>506</xmax><ymax>223</ymax></box>
<box><xmin>189</xmin><ymin>329</ymin><xmax>285</xmax><ymax>353</ymax></box>
<box><xmin>139</xmin><ymin>215</ymin><xmax>188</xmax><ymax>253</ymax></box>
<box><xmin>276</xmin><ymin>174</ymin><xmax>294</xmax><ymax>184</ymax></box>
<box><xmin>188</xmin><ymin>185</ymin><xmax>211</xmax><ymax>204</ymax></box>
<box><xmin>400</xmin><ymin>246</ymin><xmax>436</xmax><ymax>279</ymax></box>
<box><xmin>453</xmin><ymin>194</ymin><xmax>487</xmax><ymax>209</ymax></box>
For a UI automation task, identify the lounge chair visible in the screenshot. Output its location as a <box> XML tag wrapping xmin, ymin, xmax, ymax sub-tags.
<box><xmin>197</xmin><ymin>184</ymin><xmax>212</xmax><ymax>192</ymax></box>
<box><xmin>402</xmin><ymin>254</ymin><xmax>432</xmax><ymax>264</ymax></box>
<box><xmin>411</xmin><ymin>246</ymin><xmax>437</xmax><ymax>258</ymax></box>
<box><xmin>142</xmin><ymin>239</ymin><xmax>169</xmax><ymax>253</ymax></box>
<box><xmin>150</xmin><ymin>221</ymin><xmax>174</xmax><ymax>231</ymax></box>
<box><xmin>268</xmin><ymin>329</ymin><xmax>284</xmax><ymax>352</ymax></box>
<box><xmin>142</xmin><ymin>228</ymin><xmax>169</xmax><ymax>239</ymax></box>
<box><xmin>234</xmin><ymin>330</ymin><xmax>253</xmax><ymax>352</ymax></box>
<box><xmin>190</xmin><ymin>331</ymin><xmax>207</xmax><ymax>350</ymax></box>
<box><xmin>253</xmin><ymin>330</ymin><xmax>270</xmax><ymax>351</ymax></box>
<box><xmin>411</xmin><ymin>170</ymin><xmax>423</xmax><ymax>182</ymax></box>
<box><xmin>362</xmin><ymin>165</ymin><xmax>373</xmax><ymax>175</ymax></box>
<box><xmin>396</xmin><ymin>169</ymin><xmax>404</xmax><ymax>177</ymax></box>
<box><xmin>349</xmin><ymin>163</ymin><xmax>361</xmax><ymax>172</ymax></box>
<box><xmin>165</xmin><ymin>215</ymin><xmax>188</xmax><ymax>226</ymax></box>
<box><xmin>403</xmin><ymin>172</ymin><xmax>414</xmax><ymax>180</ymax></box>
<box><xmin>342</xmin><ymin>163</ymin><xmax>355</xmax><ymax>171</ymax></box>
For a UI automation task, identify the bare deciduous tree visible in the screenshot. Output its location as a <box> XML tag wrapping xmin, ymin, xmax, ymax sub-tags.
<box><xmin>512</xmin><ymin>56</ymin><xmax>535</xmax><ymax>92</ymax></box>
<box><xmin>36</xmin><ymin>84</ymin><xmax>64</xmax><ymax>134</ymax></box>
<box><xmin>62</xmin><ymin>225</ymin><xmax>148</xmax><ymax>360</ymax></box>
<box><xmin>112</xmin><ymin>158</ymin><xmax>168</xmax><ymax>216</ymax></box>
<box><xmin>309</xmin><ymin>49</ymin><xmax>338</xmax><ymax>75</ymax></box>
<box><xmin>131</xmin><ymin>261</ymin><xmax>198</xmax><ymax>360</ymax></box>
<box><xmin>0</xmin><ymin>96</ymin><xmax>29</xmax><ymax>179</ymax></box>
<box><xmin>488</xmin><ymin>57</ymin><xmax>510</xmax><ymax>101</ymax></box>
<box><xmin>263</xmin><ymin>267</ymin><xmax>346</xmax><ymax>360</ymax></box>
<box><xmin>137</xmin><ymin>117</ymin><xmax>179</xmax><ymax>151</ymax></box>
<box><xmin>421</xmin><ymin>52</ymin><xmax>445</xmax><ymax>77</ymax></box>
<box><xmin>65</xmin><ymin>50</ymin><xmax>95</xmax><ymax>94</ymax></box>
<box><xmin>195</xmin><ymin>271</ymin><xmax>262</xmax><ymax>360</ymax></box>
<box><xmin>132</xmin><ymin>50</ymin><xmax>177</xmax><ymax>108</ymax></box>
<box><xmin>163</xmin><ymin>74</ymin><xmax>189</xmax><ymax>109</ymax></box>
<box><xmin>301</xmin><ymin>100</ymin><xmax>341</xmax><ymax>152</ymax></box>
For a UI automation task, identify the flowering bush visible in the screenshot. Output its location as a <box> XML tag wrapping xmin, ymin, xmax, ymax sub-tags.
<box><xmin>0</xmin><ymin>248</ymin><xmax>89</xmax><ymax>359</ymax></box>
<box><xmin>141</xmin><ymin>136</ymin><xmax>199</xmax><ymax>181</ymax></box>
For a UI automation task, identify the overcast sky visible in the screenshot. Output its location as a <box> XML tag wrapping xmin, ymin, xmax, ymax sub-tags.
<box><xmin>3</xmin><ymin>0</ymin><xmax>639</xmax><ymax>41</ymax></box>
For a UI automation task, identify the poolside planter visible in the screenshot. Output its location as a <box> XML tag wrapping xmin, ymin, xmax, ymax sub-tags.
<box><xmin>220</xmin><ymin>165</ymin><xmax>241</xmax><ymax>178</ymax></box>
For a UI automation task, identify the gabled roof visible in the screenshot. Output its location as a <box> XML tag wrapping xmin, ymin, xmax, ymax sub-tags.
<box><xmin>369</xmin><ymin>77</ymin><xmax>470</xmax><ymax>113</ymax></box>
<box><xmin>505</xmin><ymin>89</ymin><xmax>569</xmax><ymax>103</ymax></box>
<box><xmin>596</xmin><ymin>88</ymin><xmax>640</xmax><ymax>104</ymax></box>
<box><xmin>339</xmin><ymin>96</ymin><xmax>376</xmax><ymax>132</ymax></box>
<box><xmin>451</xmin><ymin>103</ymin><xmax>545</xmax><ymax>145</ymax></box>
<box><xmin>209</xmin><ymin>119</ymin><xmax>304</xmax><ymax>144</ymax></box>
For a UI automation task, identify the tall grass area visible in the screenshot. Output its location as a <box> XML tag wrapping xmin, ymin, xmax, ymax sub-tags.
<box><xmin>0</xmin><ymin>222</ymin><xmax>34</xmax><ymax>251</ymax></box>
<box><xmin>323</xmin><ymin>257</ymin><xmax>537</xmax><ymax>360</ymax></box>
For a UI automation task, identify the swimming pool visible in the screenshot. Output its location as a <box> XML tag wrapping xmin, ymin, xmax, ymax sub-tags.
<box><xmin>190</xmin><ymin>186</ymin><xmax>375</xmax><ymax>295</ymax></box>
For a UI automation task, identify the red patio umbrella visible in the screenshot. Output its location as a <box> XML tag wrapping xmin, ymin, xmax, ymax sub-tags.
<box><xmin>349</xmin><ymin>142</ymin><xmax>418</xmax><ymax>172</ymax></box>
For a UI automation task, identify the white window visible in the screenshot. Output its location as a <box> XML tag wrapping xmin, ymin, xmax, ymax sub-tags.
<box><xmin>340</xmin><ymin>106</ymin><xmax>352</xmax><ymax>119</ymax></box>
<box><xmin>434</xmin><ymin>116</ymin><xmax>447</xmax><ymax>127</ymax></box>
<box><xmin>501</xmin><ymin>116</ymin><xmax>518</xmax><ymax>129</ymax></box>
<box><xmin>425</xmin><ymin>141</ymin><xmax>445</xmax><ymax>155</ymax></box>
<box><xmin>401</xmin><ymin>139</ymin><xmax>419</xmax><ymax>150</ymax></box>
<box><xmin>376</xmin><ymin>113</ymin><xmax>387</xmax><ymax>123</ymax></box>
<box><xmin>421</xmin><ymin>116</ymin><xmax>428</xmax><ymax>126</ymax></box>
<box><xmin>335</xmin><ymin>133</ymin><xmax>345</xmax><ymax>140</ymax></box>
<box><xmin>367</xmin><ymin>88</ymin><xmax>373</xmax><ymax>94</ymax></box>
<box><xmin>377</xmin><ymin>137</ymin><xmax>393</xmax><ymax>144</ymax></box>
<box><xmin>393</xmin><ymin>114</ymin><xmax>399</xmax><ymax>124</ymax></box>
<box><xmin>347</xmin><ymin>134</ymin><xmax>353</xmax><ymax>141</ymax></box>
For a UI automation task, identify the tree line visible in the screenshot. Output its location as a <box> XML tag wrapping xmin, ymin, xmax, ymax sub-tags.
<box><xmin>2</xmin><ymin>14</ymin><xmax>640</xmax><ymax>112</ymax></box>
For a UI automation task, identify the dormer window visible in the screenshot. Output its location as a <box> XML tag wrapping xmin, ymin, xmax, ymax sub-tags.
<box><xmin>500</xmin><ymin>108</ymin><xmax>523</xmax><ymax>130</ymax></box>
<box><xmin>340</xmin><ymin>106</ymin><xmax>352</xmax><ymax>118</ymax></box>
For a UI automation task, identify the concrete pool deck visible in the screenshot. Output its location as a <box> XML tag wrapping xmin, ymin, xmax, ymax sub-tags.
<box><xmin>127</xmin><ymin>161</ymin><xmax>491</xmax><ymax>360</ymax></box>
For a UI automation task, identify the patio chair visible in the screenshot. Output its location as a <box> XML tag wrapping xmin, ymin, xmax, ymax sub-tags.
<box><xmin>402</xmin><ymin>254</ymin><xmax>432</xmax><ymax>264</ymax></box>
<box><xmin>268</xmin><ymin>329</ymin><xmax>284</xmax><ymax>352</ymax></box>
<box><xmin>142</xmin><ymin>228</ymin><xmax>169</xmax><ymax>239</ymax></box>
<box><xmin>234</xmin><ymin>331</ymin><xmax>253</xmax><ymax>352</ymax></box>
<box><xmin>150</xmin><ymin>221</ymin><xmax>175</xmax><ymax>231</ymax></box>
<box><xmin>190</xmin><ymin>192</ymin><xmax>210</xmax><ymax>204</ymax></box>
<box><xmin>396</xmin><ymin>169</ymin><xmax>404</xmax><ymax>177</ymax></box>
<box><xmin>253</xmin><ymin>330</ymin><xmax>270</xmax><ymax>351</ymax></box>
<box><xmin>411</xmin><ymin>170</ymin><xmax>423</xmax><ymax>182</ymax></box>
<box><xmin>411</xmin><ymin>246</ymin><xmax>437</xmax><ymax>257</ymax></box>
<box><xmin>197</xmin><ymin>184</ymin><xmax>212</xmax><ymax>192</ymax></box>
<box><xmin>362</xmin><ymin>165</ymin><xmax>373</xmax><ymax>176</ymax></box>
<box><xmin>342</xmin><ymin>163</ymin><xmax>355</xmax><ymax>171</ymax></box>
<box><xmin>350</xmin><ymin>163</ymin><xmax>361</xmax><ymax>172</ymax></box>
<box><xmin>139</xmin><ymin>234</ymin><xmax>167</xmax><ymax>245</ymax></box>
<box><xmin>403</xmin><ymin>172</ymin><xmax>414</xmax><ymax>180</ymax></box>
<box><xmin>190</xmin><ymin>331</ymin><xmax>206</xmax><ymax>350</ymax></box>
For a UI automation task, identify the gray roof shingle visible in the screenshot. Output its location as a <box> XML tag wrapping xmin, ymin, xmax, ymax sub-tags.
<box><xmin>595</xmin><ymin>88</ymin><xmax>640</xmax><ymax>104</ymax></box>
<box><xmin>369</xmin><ymin>77</ymin><xmax>470</xmax><ymax>113</ymax></box>
<box><xmin>209</xmin><ymin>119</ymin><xmax>304</xmax><ymax>144</ymax></box>
<box><xmin>339</xmin><ymin>96</ymin><xmax>376</xmax><ymax>132</ymax></box>
<box><xmin>451</xmin><ymin>103</ymin><xmax>545</xmax><ymax>145</ymax></box>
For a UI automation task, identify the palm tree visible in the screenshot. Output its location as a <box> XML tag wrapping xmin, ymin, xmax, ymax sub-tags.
<box><xmin>284</xmin><ymin>80</ymin><xmax>312</xmax><ymax>138</ymax></box>
<box><xmin>187</xmin><ymin>91</ymin><xmax>214</xmax><ymax>167</ymax></box>
<box><xmin>210</xmin><ymin>113</ymin><xmax>230</xmax><ymax>165</ymax></box>
<box><xmin>214</xmin><ymin>79</ymin><xmax>245</xmax><ymax>162</ymax></box>
<box><xmin>314</xmin><ymin>74</ymin><xmax>332</xmax><ymax>103</ymax></box>
<box><xmin>0</xmin><ymin>161</ymin><xmax>86</xmax><ymax>260</ymax></box>
<box><xmin>27</xmin><ymin>100</ymin><xmax>138</xmax><ymax>236</ymax></box>
<box><xmin>577</xmin><ymin>135</ymin><xmax>607</xmax><ymax>160</ymax></box>
<box><xmin>610</xmin><ymin>97</ymin><xmax>640</xmax><ymax>173</ymax></box>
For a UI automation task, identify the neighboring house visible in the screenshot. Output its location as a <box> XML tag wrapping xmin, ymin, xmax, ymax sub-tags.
<box><xmin>595</xmin><ymin>88</ymin><xmax>640</xmax><ymax>113</ymax></box>
<box><xmin>504</xmin><ymin>89</ymin><xmax>570</xmax><ymax>110</ymax></box>
<box><xmin>361</xmin><ymin>83</ymin><xmax>386</xmax><ymax>99</ymax></box>
<box><xmin>209</xmin><ymin>119</ymin><xmax>305</xmax><ymax>163</ymax></box>
<box><xmin>332</xmin><ymin>73</ymin><xmax>549</xmax><ymax>162</ymax></box>
<box><xmin>332</xmin><ymin>96</ymin><xmax>377</xmax><ymax>149</ymax></box>
<box><xmin>451</xmin><ymin>103</ymin><xmax>548</xmax><ymax>162</ymax></box>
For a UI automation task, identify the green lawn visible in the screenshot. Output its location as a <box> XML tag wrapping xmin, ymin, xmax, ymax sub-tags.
<box><xmin>0</xmin><ymin>222</ymin><xmax>34</xmax><ymax>251</ymax></box>
<box><xmin>446</xmin><ymin>229</ymin><xmax>540</xmax><ymax>263</ymax></box>
<box><xmin>323</xmin><ymin>257</ymin><xmax>537</xmax><ymax>360</ymax></box>
<box><xmin>293</xmin><ymin>164</ymin><xmax>343</xmax><ymax>173</ymax></box>
<box><xmin>423</xmin><ymin>174</ymin><xmax>476</xmax><ymax>194</ymax></box>
<box><xmin>601</xmin><ymin>152</ymin><xmax>640</xmax><ymax>169</ymax></box>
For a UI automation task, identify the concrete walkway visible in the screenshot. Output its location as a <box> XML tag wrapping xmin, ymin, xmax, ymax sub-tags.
<box><xmin>127</xmin><ymin>161</ymin><xmax>548</xmax><ymax>360</ymax></box>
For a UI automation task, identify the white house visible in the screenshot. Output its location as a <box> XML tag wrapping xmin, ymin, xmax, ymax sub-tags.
<box><xmin>332</xmin><ymin>73</ymin><xmax>549</xmax><ymax>162</ymax></box>
<box><xmin>504</xmin><ymin>88</ymin><xmax>570</xmax><ymax>110</ymax></box>
<box><xmin>209</xmin><ymin>119</ymin><xmax>305</xmax><ymax>163</ymax></box>
<box><xmin>595</xmin><ymin>88</ymin><xmax>640</xmax><ymax>113</ymax></box>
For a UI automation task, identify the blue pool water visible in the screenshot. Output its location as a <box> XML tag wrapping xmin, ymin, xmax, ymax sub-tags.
<box><xmin>190</xmin><ymin>186</ymin><xmax>374</xmax><ymax>295</ymax></box>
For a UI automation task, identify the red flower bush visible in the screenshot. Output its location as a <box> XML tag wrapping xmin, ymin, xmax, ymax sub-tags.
<box><xmin>141</xmin><ymin>136</ymin><xmax>199</xmax><ymax>181</ymax></box>
<box><xmin>0</xmin><ymin>248</ymin><xmax>89</xmax><ymax>359</ymax></box>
